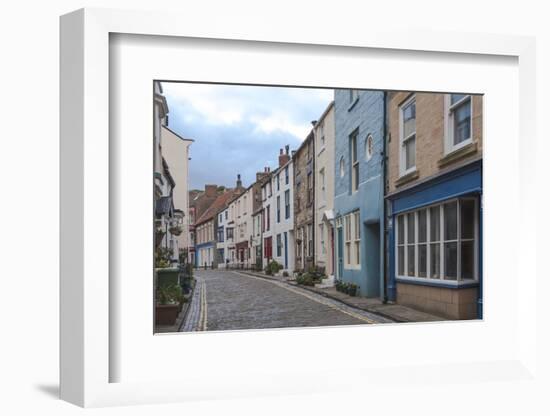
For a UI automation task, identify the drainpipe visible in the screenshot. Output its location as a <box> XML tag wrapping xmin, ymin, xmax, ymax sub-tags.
<box><xmin>382</xmin><ymin>91</ymin><xmax>388</xmax><ymax>303</ymax></box>
<box><xmin>312</xmin><ymin>129</ymin><xmax>315</xmax><ymax>271</ymax></box>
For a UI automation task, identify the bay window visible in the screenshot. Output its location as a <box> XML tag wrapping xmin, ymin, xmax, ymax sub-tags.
<box><xmin>396</xmin><ymin>198</ymin><xmax>478</xmax><ymax>283</ymax></box>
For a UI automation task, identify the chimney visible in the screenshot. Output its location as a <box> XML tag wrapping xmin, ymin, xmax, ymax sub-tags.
<box><xmin>311</xmin><ymin>120</ymin><xmax>317</xmax><ymax>126</ymax></box>
<box><xmin>205</xmin><ymin>184</ymin><xmax>217</xmax><ymax>197</ymax></box>
<box><xmin>236</xmin><ymin>174</ymin><xmax>243</xmax><ymax>188</ymax></box>
<box><xmin>285</xmin><ymin>145</ymin><xmax>290</xmax><ymax>155</ymax></box>
<box><xmin>279</xmin><ymin>146</ymin><xmax>290</xmax><ymax>167</ymax></box>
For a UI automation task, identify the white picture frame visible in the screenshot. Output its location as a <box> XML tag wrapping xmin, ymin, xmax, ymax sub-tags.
<box><xmin>60</xmin><ymin>8</ymin><xmax>540</xmax><ymax>408</ymax></box>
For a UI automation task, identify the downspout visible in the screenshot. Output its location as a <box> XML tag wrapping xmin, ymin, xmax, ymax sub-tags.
<box><xmin>312</xmin><ymin>130</ymin><xmax>315</xmax><ymax>271</ymax></box>
<box><xmin>382</xmin><ymin>92</ymin><xmax>388</xmax><ymax>303</ymax></box>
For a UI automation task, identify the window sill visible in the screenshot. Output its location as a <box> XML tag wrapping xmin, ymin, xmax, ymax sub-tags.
<box><xmin>396</xmin><ymin>276</ymin><xmax>479</xmax><ymax>289</ymax></box>
<box><xmin>395</xmin><ymin>169</ymin><xmax>419</xmax><ymax>188</ymax></box>
<box><xmin>344</xmin><ymin>265</ymin><xmax>361</xmax><ymax>271</ymax></box>
<box><xmin>438</xmin><ymin>141</ymin><xmax>477</xmax><ymax>168</ymax></box>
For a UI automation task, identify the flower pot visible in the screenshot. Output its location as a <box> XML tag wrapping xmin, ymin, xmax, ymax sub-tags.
<box><xmin>155</xmin><ymin>304</ymin><xmax>179</xmax><ymax>325</ymax></box>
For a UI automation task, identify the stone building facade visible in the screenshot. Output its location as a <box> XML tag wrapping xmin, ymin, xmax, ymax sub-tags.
<box><xmin>293</xmin><ymin>130</ymin><xmax>315</xmax><ymax>272</ymax></box>
<box><xmin>386</xmin><ymin>92</ymin><xmax>483</xmax><ymax>320</ymax></box>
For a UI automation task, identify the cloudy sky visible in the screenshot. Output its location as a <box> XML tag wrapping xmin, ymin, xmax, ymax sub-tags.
<box><xmin>162</xmin><ymin>82</ymin><xmax>333</xmax><ymax>190</ymax></box>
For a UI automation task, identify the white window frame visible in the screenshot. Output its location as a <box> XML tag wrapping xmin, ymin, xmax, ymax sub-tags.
<box><xmin>399</xmin><ymin>95</ymin><xmax>417</xmax><ymax>176</ymax></box>
<box><xmin>395</xmin><ymin>197</ymin><xmax>479</xmax><ymax>285</ymax></box>
<box><xmin>319</xmin><ymin>223</ymin><xmax>325</xmax><ymax>255</ymax></box>
<box><xmin>350</xmin><ymin>131</ymin><xmax>359</xmax><ymax>193</ymax></box>
<box><xmin>344</xmin><ymin>211</ymin><xmax>361</xmax><ymax>270</ymax></box>
<box><xmin>365</xmin><ymin>134</ymin><xmax>374</xmax><ymax>161</ymax></box>
<box><xmin>344</xmin><ymin>215</ymin><xmax>351</xmax><ymax>267</ymax></box>
<box><xmin>353</xmin><ymin>211</ymin><xmax>361</xmax><ymax>267</ymax></box>
<box><xmin>444</xmin><ymin>94</ymin><xmax>473</xmax><ymax>154</ymax></box>
<box><xmin>319</xmin><ymin>168</ymin><xmax>326</xmax><ymax>206</ymax></box>
<box><xmin>339</xmin><ymin>156</ymin><xmax>345</xmax><ymax>178</ymax></box>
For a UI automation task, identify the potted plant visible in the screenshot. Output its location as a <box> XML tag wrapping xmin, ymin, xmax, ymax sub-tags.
<box><xmin>347</xmin><ymin>283</ymin><xmax>359</xmax><ymax>297</ymax></box>
<box><xmin>169</xmin><ymin>225</ymin><xmax>183</xmax><ymax>236</ymax></box>
<box><xmin>155</xmin><ymin>284</ymin><xmax>182</xmax><ymax>325</ymax></box>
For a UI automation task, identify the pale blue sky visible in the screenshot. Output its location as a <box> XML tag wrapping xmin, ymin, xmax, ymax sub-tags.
<box><xmin>162</xmin><ymin>82</ymin><xmax>333</xmax><ymax>190</ymax></box>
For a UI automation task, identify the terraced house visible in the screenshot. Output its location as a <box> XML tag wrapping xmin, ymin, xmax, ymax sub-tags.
<box><xmin>269</xmin><ymin>146</ymin><xmax>295</xmax><ymax>273</ymax></box>
<box><xmin>386</xmin><ymin>92</ymin><xmax>483</xmax><ymax>319</ymax></box>
<box><xmin>195</xmin><ymin>185</ymin><xmax>243</xmax><ymax>268</ymax></box>
<box><xmin>293</xmin><ymin>129</ymin><xmax>315</xmax><ymax>272</ymax></box>
<box><xmin>314</xmin><ymin>101</ymin><xmax>335</xmax><ymax>279</ymax></box>
<box><xmin>333</xmin><ymin>89</ymin><xmax>385</xmax><ymax>298</ymax></box>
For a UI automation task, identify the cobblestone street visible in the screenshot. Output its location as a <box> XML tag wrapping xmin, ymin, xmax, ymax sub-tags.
<box><xmin>181</xmin><ymin>270</ymin><xmax>392</xmax><ymax>332</ymax></box>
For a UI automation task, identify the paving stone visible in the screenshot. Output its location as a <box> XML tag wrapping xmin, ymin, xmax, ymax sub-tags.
<box><xmin>182</xmin><ymin>270</ymin><xmax>392</xmax><ymax>332</ymax></box>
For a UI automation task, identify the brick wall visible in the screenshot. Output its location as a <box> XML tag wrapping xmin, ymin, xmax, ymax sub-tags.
<box><xmin>387</xmin><ymin>92</ymin><xmax>483</xmax><ymax>193</ymax></box>
<box><xmin>397</xmin><ymin>282</ymin><xmax>478</xmax><ymax>320</ymax></box>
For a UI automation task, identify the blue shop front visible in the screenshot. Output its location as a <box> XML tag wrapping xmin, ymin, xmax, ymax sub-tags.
<box><xmin>387</xmin><ymin>159</ymin><xmax>482</xmax><ymax>320</ymax></box>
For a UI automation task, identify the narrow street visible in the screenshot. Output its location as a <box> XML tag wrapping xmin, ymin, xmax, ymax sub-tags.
<box><xmin>182</xmin><ymin>270</ymin><xmax>391</xmax><ymax>332</ymax></box>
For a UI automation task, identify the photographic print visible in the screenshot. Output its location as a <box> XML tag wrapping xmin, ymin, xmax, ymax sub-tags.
<box><xmin>153</xmin><ymin>82</ymin><xmax>482</xmax><ymax>333</ymax></box>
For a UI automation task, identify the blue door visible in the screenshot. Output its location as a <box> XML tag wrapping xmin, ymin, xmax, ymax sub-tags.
<box><xmin>337</xmin><ymin>227</ymin><xmax>343</xmax><ymax>279</ymax></box>
<box><xmin>284</xmin><ymin>232</ymin><xmax>288</xmax><ymax>269</ymax></box>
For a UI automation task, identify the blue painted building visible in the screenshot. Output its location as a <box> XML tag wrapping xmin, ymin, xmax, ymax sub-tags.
<box><xmin>333</xmin><ymin>89</ymin><xmax>385</xmax><ymax>298</ymax></box>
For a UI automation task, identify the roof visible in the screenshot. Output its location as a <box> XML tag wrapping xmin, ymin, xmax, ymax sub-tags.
<box><xmin>316</xmin><ymin>100</ymin><xmax>335</xmax><ymax>125</ymax></box>
<box><xmin>155</xmin><ymin>196</ymin><xmax>173</xmax><ymax>218</ymax></box>
<box><xmin>195</xmin><ymin>190</ymin><xmax>241</xmax><ymax>226</ymax></box>
<box><xmin>162</xmin><ymin>125</ymin><xmax>195</xmax><ymax>143</ymax></box>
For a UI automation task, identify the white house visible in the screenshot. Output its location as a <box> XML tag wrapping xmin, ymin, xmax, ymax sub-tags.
<box><xmin>216</xmin><ymin>206</ymin><xmax>230</xmax><ymax>268</ymax></box>
<box><xmin>153</xmin><ymin>81</ymin><xmax>179</xmax><ymax>263</ymax></box>
<box><xmin>314</xmin><ymin>102</ymin><xmax>336</xmax><ymax>279</ymax></box>
<box><xmin>161</xmin><ymin>125</ymin><xmax>193</xmax><ymax>263</ymax></box>
<box><xmin>261</xmin><ymin>169</ymin><xmax>274</xmax><ymax>268</ymax></box>
<box><xmin>270</xmin><ymin>146</ymin><xmax>295</xmax><ymax>273</ymax></box>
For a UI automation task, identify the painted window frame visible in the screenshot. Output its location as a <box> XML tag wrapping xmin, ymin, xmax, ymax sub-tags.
<box><xmin>305</xmin><ymin>224</ymin><xmax>312</xmax><ymax>257</ymax></box>
<box><xmin>339</xmin><ymin>156</ymin><xmax>345</xmax><ymax>178</ymax></box>
<box><xmin>276</xmin><ymin>195</ymin><xmax>281</xmax><ymax>223</ymax></box>
<box><xmin>319</xmin><ymin>223</ymin><xmax>325</xmax><ymax>255</ymax></box>
<box><xmin>344</xmin><ymin>211</ymin><xmax>361</xmax><ymax>270</ymax></box>
<box><xmin>276</xmin><ymin>233</ymin><xmax>282</xmax><ymax>257</ymax></box>
<box><xmin>444</xmin><ymin>94</ymin><xmax>474</xmax><ymax>154</ymax></box>
<box><xmin>350</xmin><ymin>130</ymin><xmax>359</xmax><ymax>193</ymax></box>
<box><xmin>284</xmin><ymin>189</ymin><xmax>290</xmax><ymax>219</ymax></box>
<box><xmin>399</xmin><ymin>94</ymin><xmax>417</xmax><ymax>176</ymax></box>
<box><xmin>319</xmin><ymin>167</ymin><xmax>326</xmax><ymax>206</ymax></box>
<box><xmin>365</xmin><ymin>134</ymin><xmax>374</xmax><ymax>161</ymax></box>
<box><xmin>395</xmin><ymin>197</ymin><xmax>479</xmax><ymax>285</ymax></box>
